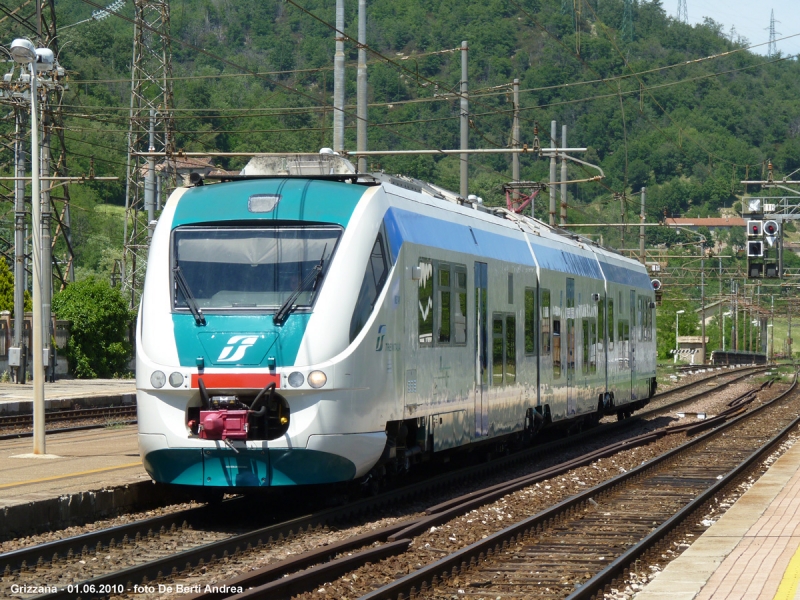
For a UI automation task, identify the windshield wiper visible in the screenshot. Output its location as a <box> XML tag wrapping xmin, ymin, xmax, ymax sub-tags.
<box><xmin>174</xmin><ymin>265</ymin><xmax>206</xmax><ymax>326</ymax></box>
<box><xmin>273</xmin><ymin>248</ymin><xmax>327</xmax><ymax>326</ymax></box>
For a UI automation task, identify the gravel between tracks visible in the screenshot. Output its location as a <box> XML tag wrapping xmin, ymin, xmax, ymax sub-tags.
<box><xmin>0</xmin><ymin>372</ymin><xmax>773</xmax><ymax>599</ymax></box>
<box><xmin>101</xmin><ymin>377</ymin><xmax>779</xmax><ymax>600</ymax></box>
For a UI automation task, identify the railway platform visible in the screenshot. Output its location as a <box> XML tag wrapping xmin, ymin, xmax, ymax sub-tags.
<box><xmin>0</xmin><ymin>378</ymin><xmax>135</xmax><ymax>414</ymax></box>
<box><xmin>0</xmin><ymin>380</ymin><xmax>190</xmax><ymax>541</ymax></box>
<box><xmin>634</xmin><ymin>437</ymin><xmax>800</xmax><ymax>599</ymax></box>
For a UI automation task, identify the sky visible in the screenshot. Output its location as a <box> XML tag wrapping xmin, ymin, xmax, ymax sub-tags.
<box><xmin>682</xmin><ymin>0</ymin><xmax>800</xmax><ymax>57</ymax></box>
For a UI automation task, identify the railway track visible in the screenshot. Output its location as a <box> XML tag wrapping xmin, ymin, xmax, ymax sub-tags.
<box><xmin>0</xmin><ymin>405</ymin><xmax>136</xmax><ymax>439</ymax></box>
<box><xmin>0</xmin><ymin>366</ymin><xmax>771</xmax><ymax>599</ymax></box>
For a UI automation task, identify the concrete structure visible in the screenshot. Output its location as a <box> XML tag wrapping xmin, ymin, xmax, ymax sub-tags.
<box><xmin>677</xmin><ymin>336</ymin><xmax>709</xmax><ymax>364</ymax></box>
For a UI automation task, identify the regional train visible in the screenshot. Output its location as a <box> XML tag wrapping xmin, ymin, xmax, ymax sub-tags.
<box><xmin>136</xmin><ymin>152</ymin><xmax>657</xmax><ymax>489</ymax></box>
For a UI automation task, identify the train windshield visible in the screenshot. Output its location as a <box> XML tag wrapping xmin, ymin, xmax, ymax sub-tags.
<box><xmin>172</xmin><ymin>225</ymin><xmax>341</xmax><ymax>312</ymax></box>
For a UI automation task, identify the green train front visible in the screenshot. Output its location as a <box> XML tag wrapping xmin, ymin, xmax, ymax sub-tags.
<box><xmin>136</xmin><ymin>175</ymin><xmax>397</xmax><ymax>487</ymax></box>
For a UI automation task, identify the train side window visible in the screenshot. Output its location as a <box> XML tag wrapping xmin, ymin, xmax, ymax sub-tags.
<box><xmin>582</xmin><ymin>318</ymin><xmax>597</xmax><ymax>374</ymax></box>
<box><xmin>506</xmin><ymin>315</ymin><xmax>516</xmax><ymax>383</ymax></box>
<box><xmin>608</xmin><ymin>298</ymin><xmax>615</xmax><ymax>350</ymax></box>
<box><xmin>541</xmin><ymin>288</ymin><xmax>551</xmax><ymax>355</ymax></box>
<box><xmin>438</xmin><ymin>265</ymin><xmax>451</xmax><ymax>344</ymax></box>
<box><xmin>638</xmin><ymin>296</ymin><xmax>644</xmax><ymax>341</ymax></box>
<box><xmin>418</xmin><ymin>258</ymin><xmax>434</xmax><ymax>347</ymax></box>
<box><xmin>524</xmin><ymin>287</ymin><xmax>537</xmax><ymax>355</ymax></box>
<box><xmin>644</xmin><ymin>300</ymin><xmax>653</xmax><ymax>341</ymax></box>
<box><xmin>552</xmin><ymin>318</ymin><xmax>561</xmax><ymax>379</ymax></box>
<box><xmin>598</xmin><ymin>297</ymin><xmax>605</xmax><ymax>351</ymax></box>
<box><xmin>508</xmin><ymin>273</ymin><xmax>514</xmax><ymax>304</ymax></box>
<box><xmin>349</xmin><ymin>233</ymin><xmax>389</xmax><ymax>343</ymax></box>
<box><xmin>454</xmin><ymin>268</ymin><xmax>468</xmax><ymax>345</ymax></box>
<box><xmin>582</xmin><ymin>320</ymin><xmax>589</xmax><ymax>374</ymax></box>
<box><xmin>492</xmin><ymin>316</ymin><xmax>504</xmax><ymax>386</ymax></box>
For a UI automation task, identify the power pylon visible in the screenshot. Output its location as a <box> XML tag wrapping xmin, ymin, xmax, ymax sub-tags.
<box><xmin>676</xmin><ymin>0</ymin><xmax>688</xmax><ymax>24</ymax></box>
<box><xmin>124</xmin><ymin>0</ymin><xmax>176</xmax><ymax>308</ymax></box>
<box><xmin>766</xmin><ymin>10</ymin><xmax>780</xmax><ymax>58</ymax></box>
<box><xmin>621</xmin><ymin>0</ymin><xmax>634</xmax><ymax>42</ymax></box>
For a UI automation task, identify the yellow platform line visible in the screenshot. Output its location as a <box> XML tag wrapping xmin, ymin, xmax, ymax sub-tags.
<box><xmin>773</xmin><ymin>542</ymin><xmax>800</xmax><ymax>600</ymax></box>
<box><xmin>0</xmin><ymin>462</ymin><xmax>142</xmax><ymax>489</ymax></box>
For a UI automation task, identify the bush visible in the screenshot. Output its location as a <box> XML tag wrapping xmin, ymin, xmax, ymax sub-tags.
<box><xmin>52</xmin><ymin>278</ymin><xmax>134</xmax><ymax>378</ymax></box>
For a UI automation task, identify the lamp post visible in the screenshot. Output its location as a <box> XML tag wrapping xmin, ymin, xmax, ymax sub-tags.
<box><xmin>675</xmin><ymin>310</ymin><xmax>685</xmax><ymax>364</ymax></box>
<box><xmin>10</xmin><ymin>38</ymin><xmax>44</xmax><ymax>454</ymax></box>
<box><xmin>722</xmin><ymin>311</ymin><xmax>731</xmax><ymax>351</ymax></box>
<box><xmin>768</xmin><ymin>324</ymin><xmax>774</xmax><ymax>363</ymax></box>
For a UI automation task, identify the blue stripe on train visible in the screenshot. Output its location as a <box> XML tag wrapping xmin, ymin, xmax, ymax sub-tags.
<box><xmin>383</xmin><ymin>206</ymin><xmax>650</xmax><ymax>288</ymax></box>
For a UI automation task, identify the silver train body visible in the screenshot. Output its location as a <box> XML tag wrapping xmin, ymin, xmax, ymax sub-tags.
<box><xmin>136</xmin><ymin>156</ymin><xmax>657</xmax><ymax>488</ymax></box>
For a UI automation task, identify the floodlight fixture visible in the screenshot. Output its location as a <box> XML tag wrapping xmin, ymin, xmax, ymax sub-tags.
<box><xmin>9</xmin><ymin>38</ymin><xmax>36</xmax><ymax>64</ymax></box>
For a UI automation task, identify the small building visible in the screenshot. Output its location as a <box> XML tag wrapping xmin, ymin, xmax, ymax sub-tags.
<box><xmin>676</xmin><ymin>335</ymin><xmax>709</xmax><ymax>364</ymax></box>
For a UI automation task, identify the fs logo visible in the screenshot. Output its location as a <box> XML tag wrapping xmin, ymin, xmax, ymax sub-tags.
<box><xmin>217</xmin><ymin>335</ymin><xmax>258</xmax><ymax>362</ymax></box>
<box><xmin>376</xmin><ymin>325</ymin><xmax>387</xmax><ymax>351</ymax></box>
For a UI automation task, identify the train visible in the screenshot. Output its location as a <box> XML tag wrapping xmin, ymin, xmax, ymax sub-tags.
<box><xmin>135</xmin><ymin>152</ymin><xmax>658</xmax><ymax>490</ymax></box>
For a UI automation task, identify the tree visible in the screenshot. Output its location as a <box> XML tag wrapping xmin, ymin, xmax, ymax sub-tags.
<box><xmin>52</xmin><ymin>278</ymin><xmax>134</xmax><ymax>378</ymax></box>
<box><xmin>0</xmin><ymin>260</ymin><xmax>31</xmax><ymax>314</ymax></box>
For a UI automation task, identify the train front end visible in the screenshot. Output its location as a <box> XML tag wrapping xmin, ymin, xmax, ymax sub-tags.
<box><xmin>136</xmin><ymin>174</ymin><xmax>392</xmax><ymax>489</ymax></box>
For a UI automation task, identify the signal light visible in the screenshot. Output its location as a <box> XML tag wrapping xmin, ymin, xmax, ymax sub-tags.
<box><xmin>765</xmin><ymin>263</ymin><xmax>779</xmax><ymax>278</ymax></box>
<box><xmin>747</xmin><ymin>241</ymin><xmax>763</xmax><ymax>257</ymax></box>
<box><xmin>651</xmin><ymin>279</ymin><xmax>662</xmax><ymax>291</ymax></box>
<box><xmin>749</xmin><ymin>263</ymin><xmax>763</xmax><ymax>278</ymax></box>
<box><xmin>764</xmin><ymin>220</ymin><xmax>779</xmax><ymax>236</ymax></box>
<box><xmin>747</xmin><ymin>220</ymin><xmax>763</xmax><ymax>237</ymax></box>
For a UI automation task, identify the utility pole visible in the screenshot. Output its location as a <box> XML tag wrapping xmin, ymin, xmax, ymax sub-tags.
<box><xmin>41</xmin><ymin>109</ymin><xmax>52</xmax><ymax>382</ymax></box>
<box><xmin>549</xmin><ymin>121</ymin><xmax>557</xmax><ymax>227</ymax></box>
<box><xmin>460</xmin><ymin>41</ymin><xmax>469</xmax><ymax>199</ymax></box>
<box><xmin>333</xmin><ymin>0</ymin><xmax>345</xmax><ymax>153</ymax></box>
<box><xmin>145</xmin><ymin>109</ymin><xmax>156</xmax><ymax>229</ymax></box>
<box><xmin>124</xmin><ymin>0</ymin><xmax>176</xmax><ymax>309</ymax></box>
<box><xmin>13</xmin><ymin>109</ymin><xmax>25</xmax><ymax>384</ymax></box>
<box><xmin>767</xmin><ymin>10</ymin><xmax>780</xmax><ymax>59</ymax></box>
<box><xmin>511</xmin><ymin>79</ymin><xmax>520</xmax><ymax>212</ymax></box>
<box><xmin>701</xmin><ymin>239</ymin><xmax>705</xmax><ymax>362</ymax></box>
<box><xmin>356</xmin><ymin>0</ymin><xmax>367</xmax><ymax>173</ymax></box>
<box><xmin>560</xmin><ymin>125</ymin><xmax>567</xmax><ymax>226</ymax></box>
<box><xmin>676</xmin><ymin>0</ymin><xmax>688</xmax><ymax>23</ymax></box>
<box><xmin>639</xmin><ymin>187</ymin><xmax>646</xmax><ymax>264</ymax></box>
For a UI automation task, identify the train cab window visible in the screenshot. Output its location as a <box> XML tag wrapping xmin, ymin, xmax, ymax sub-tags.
<box><xmin>350</xmin><ymin>233</ymin><xmax>390</xmax><ymax>343</ymax></box>
<box><xmin>608</xmin><ymin>298</ymin><xmax>615</xmax><ymax>351</ymax></box>
<box><xmin>524</xmin><ymin>288</ymin><xmax>537</xmax><ymax>355</ymax></box>
<box><xmin>552</xmin><ymin>318</ymin><xmax>561</xmax><ymax>379</ymax></box>
<box><xmin>454</xmin><ymin>268</ymin><xmax>468</xmax><ymax>345</ymax></box>
<box><xmin>417</xmin><ymin>258</ymin><xmax>434</xmax><ymax>346</ymax></box>
<box><xmin>438</xmin><ymin>265</ymin><xmax>451</xmax><ymax>343</ymax></box>
<box><xmin>541</xmin><ymin>289</ymin><xmax>551</xmax><ymax>355</ymax></box>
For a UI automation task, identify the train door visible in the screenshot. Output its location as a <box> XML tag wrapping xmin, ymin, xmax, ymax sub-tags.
<box><xmin>566</xmin><ymin>278</ymin><xmax>576</xmax><ymax>415</ymax></box>
<box><xmin>474</xmin><ymin>262</ymin><xmax>488</xmax><ymax>436</ymax></box>
<box><xmin>630</xmin><ymin>289</ymin><xmax>636</xmax><ymax>400</ymax></box>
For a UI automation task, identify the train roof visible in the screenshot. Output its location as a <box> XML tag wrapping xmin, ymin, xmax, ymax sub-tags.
<box><xmin>188</xmin><ymin>152</ymin><xmax>643</xmax><ymax>271</ymax></box>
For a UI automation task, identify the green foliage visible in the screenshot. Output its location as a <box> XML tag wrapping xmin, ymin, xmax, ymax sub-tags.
<box><xmin>52</xmin><ymin>278</ymin><xmax>134</xmax><ymax>378</ymax></box>
<box><xmin>0</xmin><ymin>260</ymin><xmax>31</xmax><ymax>314</ymax></box>
<box><xmin>0</xmin><ymin>0</ymin><xmax>788</xmax><ymax>285</ymax></box>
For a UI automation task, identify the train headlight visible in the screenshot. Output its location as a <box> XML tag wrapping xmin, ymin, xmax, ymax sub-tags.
<box><xmin>287</xmin><ymin>372</ymin><xmax>305</xmax><ymax>387</ymax></box>
<box><xmin>150</xmin><ymin>370</ymin><xmax>166</xmax><ymax>388</ymax></box>
<box><xmin>307</xmin><ymin>370</ymin><xmax>327</xmax><ymax>388</ymax></box>
<box><xmin>169</xmin><ymin>372</ymin><xmax>184</xmax><ymax>387</ymax></box>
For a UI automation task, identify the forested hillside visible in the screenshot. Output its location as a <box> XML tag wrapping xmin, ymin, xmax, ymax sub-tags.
<box><xmin>35</xmin><ymin>0</ymin><xmax>800</xmax><ymax>275</ymax></box>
